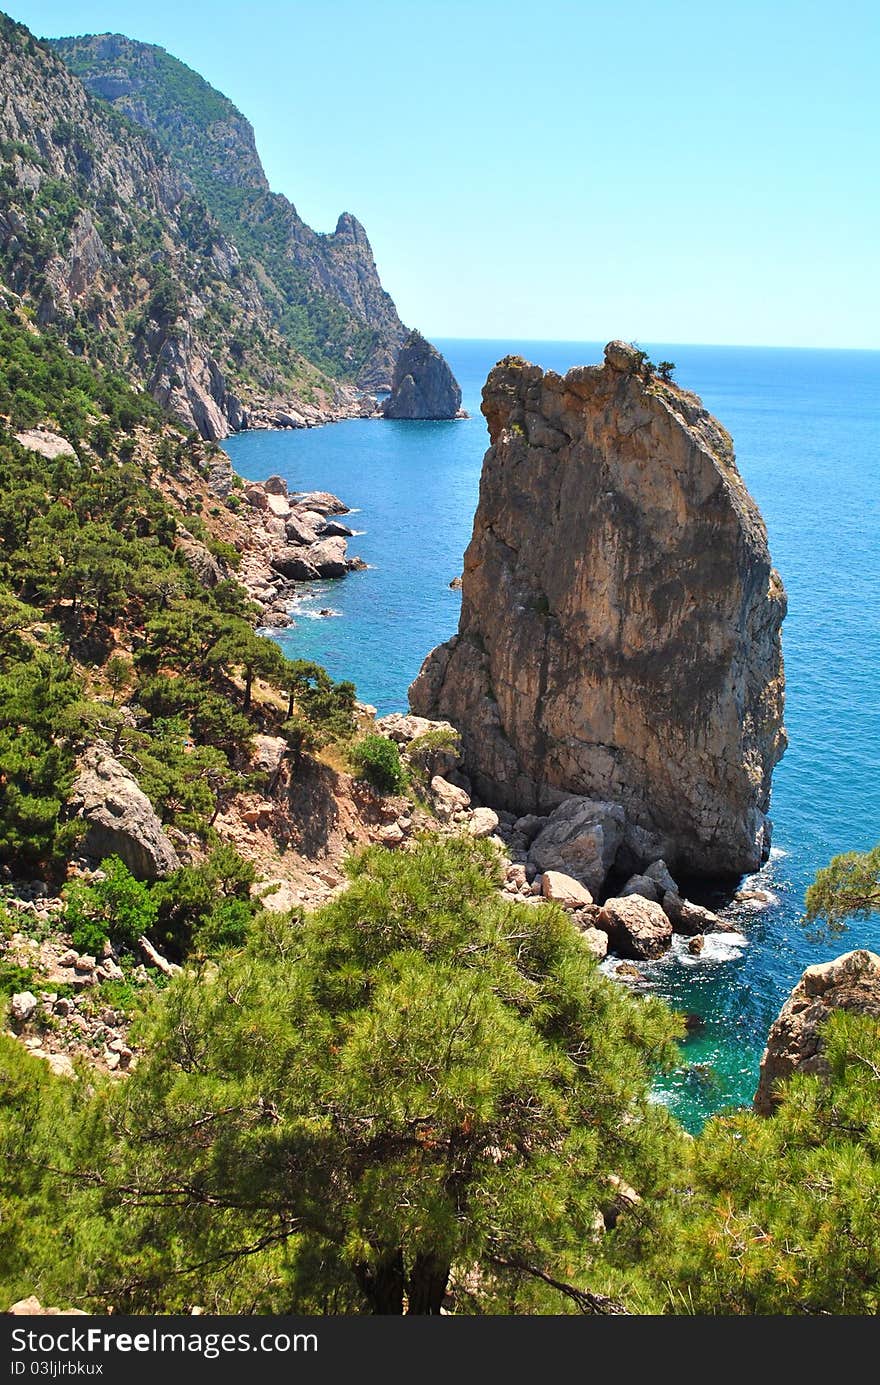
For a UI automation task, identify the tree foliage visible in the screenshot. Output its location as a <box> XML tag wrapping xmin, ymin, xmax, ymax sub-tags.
<box><xmin>659</xmin><ymin>1011</ymin><xmax>880</xmax><ymax>1314</ymax></box>
<box><xmin>348</xmin><ymin>734</ymin><xmax>407</xmax><ymax>794</ymax></box>
<box><xmin>804</xmin><ymin>845</ymin><xmax>880</xmax><ymax>935</ymax></box>
<box><xmin>0</xmin><ymin>836</ymin><xmax>684</xmax><ymax>1314</ymax></box>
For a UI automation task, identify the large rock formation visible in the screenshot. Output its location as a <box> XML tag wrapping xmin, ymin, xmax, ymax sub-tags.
<box><xmin>754</xmin><ymin>950</ymin><xmax>880</xmax><ymax>1115</ymax></box>
<box><xmin>70</xmin><ymin>745</ymin><xmax>181</xmax><ymax>880</ymax></box>
<box><xmin>411</xmin><ymin>341</ymin><xmax>786</xmax><ymax>879</ymax></box>
<box><xmin>382</xmin><ymin>331</ymin><xmax>463</xmax><ymax>420</ymax></box>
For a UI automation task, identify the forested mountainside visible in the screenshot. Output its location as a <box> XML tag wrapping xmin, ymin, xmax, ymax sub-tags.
<box><xmin>51</xmin><ymin>32</ymin><xmax>410</xmax><ymax>390</ymax></box>
<box><xmin>0</xmin><ymin>15</ymin><xmax>432</xmax><ymax>439</ymax></box>
<box><xmin>0</xmin><ymin>13</ymin><xmax>343</xmax><ymax>437</ymax></box>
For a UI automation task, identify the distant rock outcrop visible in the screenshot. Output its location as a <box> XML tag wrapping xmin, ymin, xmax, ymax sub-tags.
<box><xmin>411</xmin><ymin>341</ymin><xmax>787</xmax><ymax>879</ymax></box>
<box><xmin>754</xmin><ymin>950</ymin><xmax>880</xmax><ymax>1115</ymax></box>
<box><xmin>70</xmin><ymin>745</ymin><xmax>181</xmax><ymax>880</ymax></box>
<box><xmin>382</xmin><ymin>331</ymin><xmax>463</xmax><ymax>420</ymax></box>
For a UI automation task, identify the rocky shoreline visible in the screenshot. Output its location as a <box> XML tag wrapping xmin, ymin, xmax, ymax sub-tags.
<box><xmin>233</xmin><ymin>473</ymin><xmax>366</xmax><ymax>630</ymax></box>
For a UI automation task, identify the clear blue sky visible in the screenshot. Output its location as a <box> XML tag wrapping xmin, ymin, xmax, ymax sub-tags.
<box><xmin>9</xmin><ymin>0</ymin><xmax>880</xmax><ymax>347</ymax></box>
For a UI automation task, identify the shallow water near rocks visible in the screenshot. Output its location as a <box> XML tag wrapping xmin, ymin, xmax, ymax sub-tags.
<box><xmin>224</xmin><ymin>339</ymin><xmax>880</xmax><ymax>1131</ymax></box>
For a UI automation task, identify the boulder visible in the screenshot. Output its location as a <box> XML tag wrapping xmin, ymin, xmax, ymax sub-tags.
<box><xmin>620</xmin><ymin>873</ymin><xmax>662</xmax><ymax>903</ymax></box>
<box><xmin>410</xmin><ymin>343</ymin><xmax>786</xmax><ymax>877</ymax></box>
<box><xmin>601</xmin><ymin>1174</ymin><xmax>642</xmax><ymax>1229</ymax></box>
<box><xmin>376</xmin><ymin>713</ymin><xmax>440</xmax><ymax>743</ymax></box>
<box><xmin>292</xmin><ymin>491</ymin><xmax>349</xmax><ymax>516</ymax></box>
<box><xmin>505</xmin><ymin>863</ymin><xmax>529</xmax><ymax>890</ymax></box>
<box><xmin>69</xmin><ymin>745</ymin><xmax>181</xmax><ymax>880</ymax></box>
<box><xmin>378</xmin><ymin>823</ymin><xmax>405</xmax><ymax>848</ymax></box>
<box><xmin>579</xmin><ymin>926</ymin><xmax>609</xmax><ymax>960</ymax></box>
<box><xmin>754</xmin><ymin>950</ymin><xmax>880</xmax><ymax>1115</ymax></box>
<box><xmin>318</xmin><ymin>518</ymin><xmax>354</xmax><ymax>538</ymax></box>
<box><xmin>285</xmin><ymin>513</ymin><xmax>321</xmax><ymax>546</ymax></box>
<box><xmin>263</xmin><ymin>475</ymin><xmax>289</xmax><ymax>496</ymax></box>
<box><xmin>661</xmin><ymin>892</ymin><xmax>733</xmax><ymax>935</ymax></box>
<box><xmin>644</xmin><ymin>859</ymin><xmax>679</xmax><ymax>895</ymax></box>
<box><xmin>541</xmin><ymin>870</ymin><xmax>594</xmax><ymax>910</ymax></box>
<box><xmin>10</xmin><ymin>991</ymin><xmax>37</xmax><ymax>1023</ymax></box>
<box><xmin>382</xmin><ymin>330</ymin><xmax>463</xmax><ymax>420</ymax></box>
<box><xmin>243</xmin><ymin>484</ymin><xmax>268</xmax><ymax>510</ymax></box>
<box><xmin>7</xmin><ymin>1296</ymin><xmax>86</xmax><ymax>1315</ymax></box>
<box><xmin>513</xmin><ymin>814</ymin><xmax>547</xmax><ymax>845</ymax></box>
<box><xmin>41</xmin><ymin>1053</ymin><xmax>76</xmax><ymax>1079</ymax></box>
<box><xmin>430</xmin><ymin>776</ymin><xmax>470</xmax><ymax>818</ymax></box>
<box><xmin>14</xmin><ymin>429</ymin><xmax>77</xmax><ymax>460</ymax></box>
<box><xmin>252</xmin><ymin>734</ymin><xmax>288</xmax><ymax>781</ymax></box>
<box><xmin>176</xmin><ymin>533</ymin><xmax>224</xmax><ymax>588</ymax></box>
<box><xmin>528</xmin><ymin>797</ymin><xmax>625</xmax><ymax>896</ymax></box>
<box><xmin>270</xmin><ymin>547</ymin><xmax>320</xmax><ymax>581</ymax></box>
<box><xmin>597</xmin><ymin>896</ymin><xmax>673</xmax><ymax>961</ymax></box>
<box><xmin>306</xmin><ymin>537</ymin><xmax>349</xmax><ymax>578</ymax></box>
<box><xmin>259</xmin><ymin>881</ymin><xmax>299</xmax><ymax>914</ymax></box>
<box><xmin>266</xmin><ymin>491</ymin><xmax>291</xmax><ymax>519</ymax></box>
<box><xmin>468</xmin><ymin>807</ymin><xmax>499</xmax><ymax>839</ymax></box>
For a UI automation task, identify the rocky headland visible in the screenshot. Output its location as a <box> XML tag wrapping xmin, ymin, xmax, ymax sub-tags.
<box><xmin>411</xmin><ymin>340</ymin><xmax>787</xmax><ymax>884</ymax></box>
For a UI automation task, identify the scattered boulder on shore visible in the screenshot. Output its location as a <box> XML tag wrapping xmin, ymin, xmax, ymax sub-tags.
<box><xmin>527</xmin><ymin>797</ymin><xmax>625</xmax><ymax>897</ymax></box>
<box><xmin>541</xmin><ymin>870</ymin><xmax>594</xmax><ymax>910</ymax></box>
<box><xmin>430</xmin><ymin>775</ymin><xmax>471</xmax><ymax>819</ymax></box>
<box><xmin>291</xmin><ymin>490</ymin><xmax>350</xmax><ymax>516</ymax></box>
<box><xmin>270</xmin><ymin>547</ymin><xmax>320</xmax><ymax>581</ymax></box>
<box><xmin>382</xmin><ymin>330</ymin><xmax>463</xmax><ymax>420</ymax></box>
<box><xmin>754</xmin><ymin>949</ymin><xmax>880</xmax><ymax>1115</ymax></box>
<box><xmin>597</xmin><ymin>895</ymin><xmax>673</xmax><ymax>961</ymax></box>
<box><xmin>318</xmin><ymin>518</ymin><xmax>354</xmax><ymax>538</ymax></box>
<box><xmin>410</xmin><ymin>340</ymin><xmax>787</xmax><ymax>878</ymax></box>
<box><xmin>306</xmin><ymin>536</ymin><xmax>349</xmax><ymax>578</ymax></box>
<box><xmin>285</xmin><ymin>513</ymin><xmax>321</xmax><ymax>546</ymax></box>
<box><xmin>620</xmin><ymin>873</ymin><xmax>662</xmax><ymax>903</ymax></box>
<box><xmin>579</xmin><ymin>926</ymin><xmax>609</xmax><ymax>960</ymax></box>
<box><xmin>661</xmin><ymin>891</ymin><xmax>734</xmax><ymax>935</ymax></box>
<box><xmin>69</xmin><ymin>745</ymin><xmax>181</xmax><ymax>880</ymax></box>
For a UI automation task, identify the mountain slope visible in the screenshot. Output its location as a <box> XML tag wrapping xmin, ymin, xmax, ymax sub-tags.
<box><xmin>51</xmin><ymin>33</ymin><xmax>412</xmax><ymax>390</ymax></box>
<box><xmin>0</xmin><ymin>12</ymin><xmax>356</xmax><ymax>437</ymax></box>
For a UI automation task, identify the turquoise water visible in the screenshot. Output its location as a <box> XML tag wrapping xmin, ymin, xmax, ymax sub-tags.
<box><xmin>224</xmin><ymin>339</ymin><xmax>880</xmax><ymax>1130</ymax></box>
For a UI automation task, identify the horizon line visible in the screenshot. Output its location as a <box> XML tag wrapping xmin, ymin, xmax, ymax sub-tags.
<box><xmin>428</xmin><ymin>336</ymin><xmax>880</xmax><ymax>354</ymax></box>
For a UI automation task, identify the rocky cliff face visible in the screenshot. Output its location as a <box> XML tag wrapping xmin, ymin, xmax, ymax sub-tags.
<box><xmin>51</xmin><ymin>33</ymin><xmax>457</xmax><ymax>396</ymax></box>
<box><xmin>382</xmin><ymin>330</ymin><xmax>464</xmax><ymax>420</ymax></box>
<box><xmin>0</xmin><ymin>14</ymin><xmax>340</xmax><ymax>439</ymax></box>
<box><xmin>411</xmin><ymin>341</ymin><xmax>787</xmax><ymax>879</ymax></box>
<box><xmin>754</xmin><ymin>950</ymin><xmax>880</xmax><ymax>1114</ymax></box>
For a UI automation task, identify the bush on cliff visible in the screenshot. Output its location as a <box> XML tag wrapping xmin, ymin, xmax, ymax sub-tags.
<box><xmin>348</xmin><ymin>734</ymin><xmax>407</xmax><ymax>794</ymax></box>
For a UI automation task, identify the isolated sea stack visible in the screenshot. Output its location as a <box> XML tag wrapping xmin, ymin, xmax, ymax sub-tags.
<box><xmin>410</xmin><ymin>341</ymin><xmax>787</xmax><ymax>878</ymax></box>
<box><xmin>382</xmin><ymin>329</ymin><xmax>463</xmax><ymax>420</ymax></box>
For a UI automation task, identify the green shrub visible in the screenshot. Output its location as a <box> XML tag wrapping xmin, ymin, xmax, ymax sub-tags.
<box><xmin>151</xmin><ymin>846</ymin><xmax>258</xmax><ymax>958</ymax></box>
<box><xmin>0</xmin><ymin>961</ymin><xmax>34</xmax><ymax>996</ymax></box>
<box><xmin>348</xmin><ymin>735</ymin><xmax>407</xmax><ymax>794</ymax></box>
<box><xmin>63</xmin><ymin>857</ymin><xmax>159</xmax><ymax>954</ymax></box>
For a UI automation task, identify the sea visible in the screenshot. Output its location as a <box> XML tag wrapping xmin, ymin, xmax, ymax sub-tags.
<box><xmin>224</xmin><ymin>339</ymin><xmax>880</xmax><ymax>1131</ymax></box>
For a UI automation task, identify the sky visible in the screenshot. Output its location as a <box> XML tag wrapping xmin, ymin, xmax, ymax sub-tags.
<box><xmin>8</xmin><ymin>0</ymin><xmax>880</xmax><ymax>348</ymax></box>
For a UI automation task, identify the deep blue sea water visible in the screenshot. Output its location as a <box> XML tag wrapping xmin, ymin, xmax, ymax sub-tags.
<box><xmin>224</xmin><ymin>339</ymin><xmax>880</xmax><ymax>1130</ymax></box>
